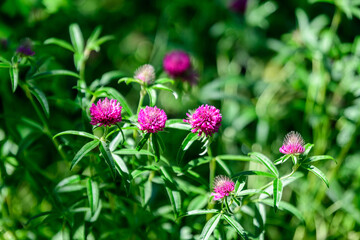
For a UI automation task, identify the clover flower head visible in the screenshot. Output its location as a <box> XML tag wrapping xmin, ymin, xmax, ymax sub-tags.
<box><xmin>230</xmin><ymin>0</ymin><xmax>248</xmax><ymax>13</ymax></box>
<box><xmin>211</xmin><ymin>175</ymin><xmax>235</xmax><ymax>201</ymax></box>
<box><xmin>134</xmin><ymin>64</ymin><xmax>155</xmax><ymax>84</ymax></box>
<box><xmin>279</xmin><ymin>131</ymin><xmax>305</xmax><ymax>155</ymax></box>
<box><xmin>183</xmin><ymin>104</ymin><xmax>222</xmax><ymax>137</ymax></box>
<box><xmin>90</xmin><ymin>98</ymin><xmax>122</xmax><ymax>127</ymax></box>
<box><xmin>16</xmin><ymin>39</ymin><xmax>35</xmax><ymax>56</ymax></box>
<box><xmin>163</xmin><ymin>50</ymin><xmax>191</xmax><ymax>77</ymax></box>
<box><xmin>138</xmin><ymin>106</ymin><xmax>167</xmax><ymax>133</ymax></box>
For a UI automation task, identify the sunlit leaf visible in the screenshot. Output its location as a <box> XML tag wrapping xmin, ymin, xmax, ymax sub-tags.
<box><xmin>70</xmin><ymin>140</ymin><xmax>99</xmax><ymax>170</ymax></box>
<box><xmin>249</xmin><ymin>152</ymin><xmax>279</xmax><ymax>177</ymax></box>
<box><xmin>301</xmin><ymin>164</ymin><xmax>329</xmax><ymax>187</ymax></box>
<box><xmin>199</xmin><ymin>213</ymin><xmax>221</xmax><ymax>240</ymax></box>
<box><xmin>223</xmin><ymin>214</ymin><xmax>249</xmax><ymax>240</ymax></box>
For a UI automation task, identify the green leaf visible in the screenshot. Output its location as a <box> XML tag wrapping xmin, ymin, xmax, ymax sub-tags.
<box><xmin>151</xmin><ymin>84</ymin><xmax>178</xmax><ymax>99</ymax></box>
<box><xmin>152</xmin><ymin>134</ymin><xmax>160</xmax><ymax>162</ymax></box>
<box><xmin>301</xmin><ymin>164</ymin><xmax>329</xmax><ymax>187</ymax></box>
<box><xmin>146</xmin><ymin>88</ymin><xmax>157</xmax><ymax>107</ymax></box>
<box><xmin>176</xmin><ymin>132</ymin><xmax>199</xmax><ymax>163</ymax></box>
<box><xmin>233</xmin><ymin>170</ymin><xmax>276</xmax><ymax>178</ymax></box>
<box><xmin>223</xmin><ymin>215</ymin><xmax>249</xmax><ymax>240</ymax></box>
<box><xmin>69</xmin><ymin>23</ymin><xmax>84</xmax><ymax>53</ymax></box>
<box><xmin>249</xmin><ymin>152</ymin><xmax>279</xmax><ymax>177</ymax></box>
<box><xmin>199</xmin><ymin>213</ymin><xmax>222</xmax><ymax>240</ymax></box>
<box><xmin>136</xmin><ymin>132</ymin><xmax>151</xmax><ymax>151</ymax></box>
<box><xmin>29</xmin><ymin>70</ymin><xmax>80</xmax><ymax>80</ymax></box>
<box><xmin>187</xmin><ymin>195</ymin><xmax>209</xmax><ymax>211</ymax></box>
<box><xmin>273</xmin><ymin>155</ymin><xmax>291</xmax><ymax>165</ymax></box>
<box><xmin>236</xmin><ymin>189</ymin><xmax>270</xmax><ymax>197</ymax></box>
<box><xmin>95</xmin><ymin>35</ymin><xmax>115</xmax><ymax>46</ymax></box>
<box><xmin>113</xmin><ymin>148</ymin><xmax>154</xmax><ymax>156</ymax></box>
<box><xmin>70</xmin><ymin>140</ymin><xmax>99</xmax><ymax>170</ymax></box>
<box><xmin>9</xmin><ymin>63</ymin><xmax>19</xmax><ymax>92</ymax></box>
<box><xmin>86</xmin><ymin>26</ymin><xmax>102</xmax><ymax>46</ymax></box>
<box><xmin>55</xmin><ymin>175</ymin><xmax>82</xmax><ymax>189</ymax></box>
<box><xmin>44</xmin><ymin>38</ymin><xmax>74</xmax><ymax>52</ymax></box>
<box><xmin>181</xmin><ymin>209</ymin><xmax>219</xmax><ymax>218</ymax></box>
<box><xmin>26</xmin><ymin>211</ymin><xmax>54</xmax><ymax>225</ymax></box>
<box><xmin>259</xmin><ymin>199</ymin><xmax>305</xmax><ymax>223</ymax></box>
<box><xmin>165</xmin><ymin>119</ymin><xmax>191</xmax><ymax>130</ymax></box>
<box><xmin>273</xmin><ymin>178</ymin><xmax>283</xmax><ymax>211</ymax></box>
<box><xmin>118</xmin><ymin>77</ymin><xmax>144</xmax><ymax>85</ymax></box>
<box><xmin>99</xmin><ymin>141</ymin><xmax>116</xmax><ymax>179</ymax></box>
<box><xmin>87</xmin><ymin>179</ymin><xmax>99</xmax><ymax>215</ymax></box>
<box><xmin>0</xmin><ymin>63</ymin><xmax>10</xmax><ymax>68</ymax></box>
<box><xmin>112</xmin><ymin>154</ymin><xmax>130</xmax><ymax>179</ymax></box>
<box><xmin>305</xmin><ymin>155</ymin><xmax>335</xmax><ymax>163</ymax></box>
<box><xmin>216</xmin><ymin>155</ymin><xmax>255</xmax><ymax>162</ymax></box>
<box><xmin>160</xmin><ymin>167</ymin><xmax>181</xmax><ymax>217</ymax></box>
<box><xmin>303</xmin><ymin>143</ymin><xmax>314</xmax><ymax>156</ymax></box>
<box><xmin>54</xmin><ymin>130</ymin><xmax>98</xmax><ymax>140</ymax></box>
<box><xmin>95</xmin><ymin>87</ymin><xmax>133</xmax><ymax>116</ymax></box>
<box><xmin>234</xmin><ymin>176</ymin><xmax>247</xmax><ymax>195</ymax></box>
<box><xmin>154</xmin><ymin>78</ymin><xmax>175</xmax><ymax>85</ymax></box>
<box><xmin>183</xmin><ymin>157</ymin><xmax>212</xmax><ymax>170</ymax></box>
<box><xmin>29</xmin><ymin>85</ymin><xmax>50</xmax><ymax>118</ymax></box>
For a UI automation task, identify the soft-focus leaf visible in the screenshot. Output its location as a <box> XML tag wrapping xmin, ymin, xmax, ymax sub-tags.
<box><xmin>151</xmin><ymin>84</ymin><xmax>178</xmax><ymax>99</ymax></box>
<box><xmin>234</xmin><ymin>176</ymin><xmax>247</xmax><ymax>195</ymax></box>
<box><xmin>181</xmin><ymin>209</ymin><xmax>219</xmax><ymax>218</ymax></box>
<box><xmin>44</xmin><ymin>38</ymin><xmax>74</xmax><ymax>52</ymax></box>
<box><xmin>165</xmin><ymin>119</ymin><xmax>191</xmax><ymax>130</ymax></box>
<box><xmin>9</xmin><ymin>63</ymin><xmax>19</xmax><ymax>92</ymax></box>
<box><xmin>303</xmin><ymin>143</ymin><xmax>314</xmax><ymax>156</ymax></box>
<box><xmin>233</xmin><ymin>170</ymin><xmax>276</xmax><ymax>178</ymax></box>
<box><xmin>217</xmin><ymin>155</ymin><xmax>255</xmax><ymax>162</ymax></box>
<box><xmin>152</xmin><ymin>133</ymin><xmax>160</xmax><ymax>162</ymax></box>
<box><xmin>259</xmin><ymin>199</ymin><xmax>305</xmax><ymax>223</ymax></box>
<box><xmin>70</xmin><ymin>140</ymin><xmax>99</xmax><ymax>170</ymax></box>
<box><xmin>146</xmin><ymin>88</ymin><xmax>157</xmax><ymax>107</ymax></box>
<box><xmin>160</xmin><ymin>166</ymin><xmax>181</xmax><ymax>217</ymax></box>
<box><xmin>113</xmin><ymin>148</ymin><xmax>154</xmax><ymax>156</ymax></box>
<box><xmin>29</xmin><ymin>70</ymin><xmax>80</xmax><ymax>80</ymax></box>
<box><xmin>69</xmin><ymin>23</ymin><xmax>84</xmax><ymax>53</ymax></box>
<box><xmin>305</xmin><ymin>155</ymin><xmax>336</xmax><ymax>163</ymax></box>
<box><xmin>29</xmin><ymin>85</ymin><xmax>50</xmax><ymax>118</ymax></box>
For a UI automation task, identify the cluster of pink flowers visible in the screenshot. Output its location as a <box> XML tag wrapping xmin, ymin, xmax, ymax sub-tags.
<box><xmin>90</xmin><ymin>98</ymin><xmax>123</xmax><ymax>127</ymax></box>
<box><xmin>163</xmin><ymin>50</ymin><xmax>198</xmax><ymax>84</ymax></box>
<box><xmin>279</xmin><ymin>131</ymin><xmax>305</xmax><ymax>155</ymax></box>
<box><xmin>138</xmin><ymin>106</ymin><xmax>167</xmax><ymax>133</ymax></box>
<box><xmin>184</xmin><ymin>104</ymin><xmax>222</xmax><ymax>137</ymax></box>
<box><xmin>211</xmin><ymin>175</ymin><xmax>235</xmax><ymax>201</ymax></box>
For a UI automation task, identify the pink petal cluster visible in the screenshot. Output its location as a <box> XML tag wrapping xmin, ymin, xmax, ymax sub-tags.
<box><xmin>279</xmin><ymin>131</ymin><xmax>305</xmax><ymax>154</ymax></box>
<box><xmin>138</xmin><ymin>106</ymin><xmax>167</xmax><ymax>133</ymax></box>
<box><xmin>211</xmin><ymin>176</ymin><xmax>235</xmax><ymax>201</ymax></box>
<box><xmin>183</xmin><ymin>104</ymin><xmax>222</xmax><ymax>137</ymax></box>
<box><xmin>163</xmin><ymin>50</ymin><xmax>191</xmax><ymax>77</ymax></box>
<box><xmin>134</xmin><ymin>64</ymin><xmax>155</xmax><ymax>84</ymax></box>
<box><xmin>90</xmin><ymin>98</ymin><xmax>122</xmax><ymax>127</ymax></box>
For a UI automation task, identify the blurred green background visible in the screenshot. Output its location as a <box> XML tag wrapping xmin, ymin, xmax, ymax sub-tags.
<box><xmin>1</xmin><ymin>0</ymin><xmax>360</xmax><ymax>239</ymax></box>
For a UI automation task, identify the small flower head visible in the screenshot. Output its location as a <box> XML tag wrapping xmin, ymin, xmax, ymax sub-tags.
<box><xmin>134</xmin><ymin>64</ymin><xmax>155</xmax><ymax>84</ymax></box>
<box><xmin>279</xmin><ymin>131</ymin><xmax>305</xmax><ymax>155</ymax></box>
<box><xmin>163</xmin><ymin>50</ymin><xmax>191</xmax><ymax>77</ymax></box>
<box><xmin>229</xmin><ymin>0</ymin><xmax>248</xmax><ymax>13</ymax></box>
<box><xmin>138</xmin><ymin>106</ymin><xmax>167</xmax><ymax>133</ymax></box>
<box><xmin>16</xmin><ymin>39</ymin><xmax>35</xmax><ymax>57</ymax></box>
<box><xmin>183</xmin><ymin>104</ymin><xmax>222</xmax><ymax>137</ymax></box>
<box><xmin>90</xmin><ymin>98</ymin><xmax>122</xmax><ymax>127</ymax></box>
<box><xmin>211</xmin><ymin>175</ymin><xmax>235</xmax><ymax>201</ymax></box>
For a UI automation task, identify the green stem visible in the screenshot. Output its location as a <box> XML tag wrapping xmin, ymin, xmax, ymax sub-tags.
<box><xmin>137</xmin><ymin>87</ymin><xmax>146</xmax><ymax>114</ymax></box>
<box><xmin>21</xmin><ymin>83</ymin><xmax>68</xmax><ymax>161</ymax></box>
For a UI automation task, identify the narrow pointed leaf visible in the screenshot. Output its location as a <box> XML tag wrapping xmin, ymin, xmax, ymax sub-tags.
<box><xmin>154</xmin><ymin>78</ymin><xmax>175</xmax><ymax>85</ymax></box>
<box><xmin>237</xmin><ymin>189</ymin><xmax>270</xmax><ymax>197</ymax></box>
<box><xmin>160</xmin><ymin>167</ymin><xmax>181</xmax><ymax>217</ymax></box>
<box><xmin>249</xmin><ymin>152</ymin><xmax>279</xmax><ymax>177</ymax></box>
<box><xmin>216</xmin><ymin>155</ymin><xmax>255</xmax><ymax>162</ymax></box>
<box><xmin>87</xmin><ymin>179</ymin><xmax>99</xmax><ymax>215</ymax></box>
<box><xmin>54</xmin><ymin>130</ymin><xmax>98</xmax><ymax>140</ymax></box>
<box><xmin>146</xmin><ymin>88</ymin><xmax>157</xmax><ymax>107</ymax></box>
<box><xmin>223</xmin><ymin>215</ymin><xmax>249</xmax><ymax>240</ymax></box>
<box><xmin>10</xmin><ymin>64</ymin><xmax>19</xmax><ymax>92</ymax></box>
<box><xmin>151</xmin><ymin>84</ymin><xmax>178</xmax><ymax>99</ymax></box>
<box><xmin>273</xmin><ymin>178</ymin><xmax>283</xmax><ymax>211</ymax></box>
<box><xmin>113</xmin><ymin>148</ymin><xmax>154</xmax><ymax>156</ymax></box>
<box><xmin>44</xmin><ymin>38</ymin><xmax>74</xmax><ymax>52</ymax></box>
<box><xmin>70</xmin><ymin>140</ymin><xmax>99</xmax><ymax>170</ymax></box>
<box><xmin>176</xmin><ymin>132</ymin><xmax>199</xmax><ymax>163</ymax></box>
<box><xmin>69</xmin><ymin>23</ymin><xmax>84</xmax><ymax>53</ymax></box>
<box><xmin>274</xmin><ymin>155</ymin><xmax>291</xmax><ymax>165</ymax></box>
<box><xmin>152</xmin><ymin>134</ymin><xmax>160</xmax><ymax>162</ymax></box>
<box><xmin>29</xmin><ymin>85</ymin><xmax>50</xmax><ymax>118</ymax></box>
<box><xmin>302</xmin><ymin>164</ymin><xmax>329</xmax><ymax>187</ymax></box>
<box><xmin>234</xmin><ymin>176</ymin><xmax>247</xmax><ymax>195</ymax></box>
<box><xmin>181</xmin><ymin>209</ymin><xmax>219</xmax><ymax>218</ymax></box>
<box><xmin>303</xmin><ymin>143</ymin><xmax>314</xmax><ymax>156</ymax></box>
<box><xmin>99</xmin><ymin>141</ymin><xmax>116</xmax><ymax>179</ymax></box>
<box><xmin>95</xmin><ymin>87</ymin><xmax>133</xmax><ymax>116</ymax></box>
<box><xmin>199</xmin><ymin>213</ymin><xmax>222</xmax><ymax>240</ymax></box>
<box><xmin>29</xmin><ymin>70</ymin><xmax>80</xmax><ymax>80</ymax></box>
<box><xmin>136</xmin><ymin>132</ymin><xmax>150</xmax><ymax>151</ymax></box>
<box><xmin>306</xmin><ymin>155</ymin><xmax>335</xmax><ymax>163</ymax></box>
<box><xmin>233</xmin><ymin>170</ymin><xmax>276</xmax><ymax>178</ymax></box>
